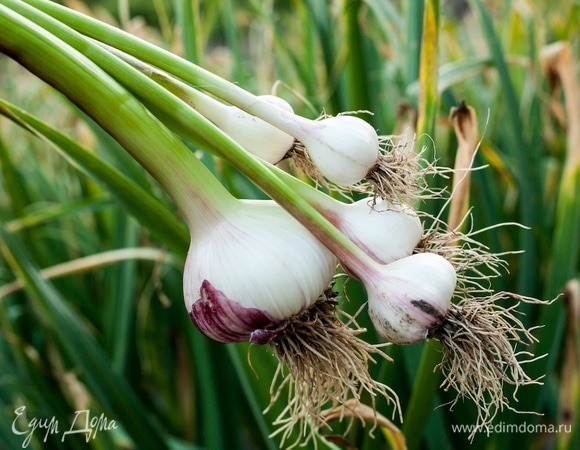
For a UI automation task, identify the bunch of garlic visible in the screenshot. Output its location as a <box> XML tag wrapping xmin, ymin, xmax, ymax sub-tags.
<box><xmin>176</xmin><ymin>88</ymin><xmax>543</xmax><ymax>449</ymax></box>
<box><xmin>184</xmin><ymin>96</ymin><xmax>453</xmax><ymax>360</ymax></box>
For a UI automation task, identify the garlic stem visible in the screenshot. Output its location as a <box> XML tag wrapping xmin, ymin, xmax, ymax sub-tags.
<box><xmin>112</xmin><ymin>43</ymin><xmax>380</xmax><ymax>185</ymax></box>
<box><xmin>15</xmin><ymin>0</ymin><xmax>416</xmax><ymax>282</ymax></box>
<box><xmin>0</xmin><ymin>6</ymin><xmax>340</xmax><ymax>349</ymax></box>
<box><xmin>0</xmin><ymin>3</ymin><xmax>237</xmax><ymax>234</ymax></box>
<box><xmin>12</xmin><ymin>0</ymin><xmax>368</xmax><ymax>269</ymax></box>
<box><xmin>26</xmin><ymin>1</ymin><xmax>383</xmax><ymax>184</ymax></box>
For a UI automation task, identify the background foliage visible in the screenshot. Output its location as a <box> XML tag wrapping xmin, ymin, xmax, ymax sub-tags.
<box><xmin>0</xmin><ymin>0</ymin><xmax>578</xmax><ymax>449</ymax></box>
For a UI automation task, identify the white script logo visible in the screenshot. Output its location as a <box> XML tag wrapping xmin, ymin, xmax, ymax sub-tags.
<box><xmin>12</xmin><ymin>406</ymin><xmax>118</xmax><ymax>448</ymax></box>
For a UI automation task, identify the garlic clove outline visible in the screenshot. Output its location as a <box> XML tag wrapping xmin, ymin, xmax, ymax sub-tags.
<box><xmin>364</xmin><ymin>252</ymin><xmax>457</xmax><ymax>345</ymax></box>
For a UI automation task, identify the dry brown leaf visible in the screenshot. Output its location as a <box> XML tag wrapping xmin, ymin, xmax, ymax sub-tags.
<box><xmin>558</xmin><ymin>279</ymin><xmax>580</xmax><ymax>449</ymax></box>
<box><xmin>447</xmin><ymin>101</ymin><xmax>479</xmax><ymax>231</ymax></box>
<box><xmin>540</xmin><ymin>42</ymin><xmax>580</xmax><ymax>177</ymax></box>
<box><xmin>322</xmin><ymin>399</ymin><xmax>407</xmax><ymax>450</ymax></box>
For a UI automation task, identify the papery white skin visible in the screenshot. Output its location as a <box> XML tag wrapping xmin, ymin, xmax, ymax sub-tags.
<box><xmin>327</xmin><ymin>198</ymin><xmax>423</xmax><ymax>265</ymax></box>
<box><xmin>294</xmin><ymin>115</ymin><xmax>380</xmax><ymax>186</ymax></box>
<box><xmin>364</xmin><ymin>253</ymin><xmax>456</xmax><ymax>345</ymax></box>
<box><xmin>213</xmin><ymin>95</ymin><xmax>295</xmax><ymax>163</ymax></box>
<box><xmin>184</xmin><ymin>199</ymin><xmax>338</xmax><ymax>342</ymax></box>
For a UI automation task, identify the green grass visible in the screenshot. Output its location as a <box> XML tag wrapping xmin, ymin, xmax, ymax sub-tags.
<box><xmin>0</xmin><ymin>1</ymin><xmax>578</xmax><ymax>449</ymax></box>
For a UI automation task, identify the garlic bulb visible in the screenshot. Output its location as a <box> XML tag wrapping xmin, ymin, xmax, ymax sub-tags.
<box><xmin>184</xmin><ymin>199</ymin><xmax>338</xmax><ymax>343</ymax></box>
<box><xmin>326</xmin><ymin>198</ymin><xmax>423</xmax><ymax>265</ymax></box>
<box><xmin>294</xmin><ymin>115</ymin><xmax>380</xmax><ymax>186</ymax></box>
<box><xmin>364</xmin><ymin>253</ymin><xmax>457</xmax><ymax>344</ymax></box>
<box><xmin>212</xmin><ymin>95</ymin><xmax>295</xmax><ymax>163</ymax></box>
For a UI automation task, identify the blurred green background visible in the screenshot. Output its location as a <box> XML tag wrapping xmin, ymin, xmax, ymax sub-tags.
<box><xmin>0</xmin><ymin>0</ymin><xmax>578</xmax><ymax>449</ymax></box>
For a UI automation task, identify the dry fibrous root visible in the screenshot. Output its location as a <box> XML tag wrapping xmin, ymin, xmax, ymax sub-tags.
<box><xmin>418</xmin><ymin>218</ymin><xmax>552</xmax><ymax>440</ymax></box>
<box><xmin>284</xmin><ymin>140</ymin><xmax>323</xmax><ymax>183</ymax></box>
<box><xmin>281</xmin><ymin>108</ymin><xmax>549</xmax><ymax>444</ymax></box>
<box><xmin>284</xmin><ymin>140</ymin><xmax>355</xmax><ymax>200</ymax></box>
<box><xmin>281</xmin><ymin>110</ymin><xmax>336</xmax><ymax>193</ymax></box>
<box><xmin>362</xmin><ymin>134</ymin><xmax>448</xmax><ymax>205</ymax></box>
<box><xmin>417</xmin><ymin>219</ymin><xmax>510</xmax><ymax>295</ymax></box>
<box><xmin>285</xmin><ymin>125</ymin><xmax>449</xmax><ymax>205</ymax></box>
<box><xmin>281</xmin><ymin>109</ymin><xmax>449</xmax><ymax>204</ymax></box>
<box><xmin>264</xmin><ymin>289</ymin><xmax>400</xmax><ymax>448</ymax></box>
<box><xmin>430</xmin><ymin>293</ymin><xmax>548</xmax><ymax>441</ymax></box>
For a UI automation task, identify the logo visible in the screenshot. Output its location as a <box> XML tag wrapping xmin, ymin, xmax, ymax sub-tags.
<box><xmin>12</xmin><ymin>406</ymin><xmax>118</xmax><ymax>448</ymax></box>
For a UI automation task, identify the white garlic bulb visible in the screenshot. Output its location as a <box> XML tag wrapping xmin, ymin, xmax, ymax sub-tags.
<box><xmin>184</xmin><ymin>199</ymin><xmax>338</xmax><ymax>343</ymax></box>
<box><xmin>363</xmin><ymin>253</ymin><xmax>457</xmax><ymax>344</ymax></box>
